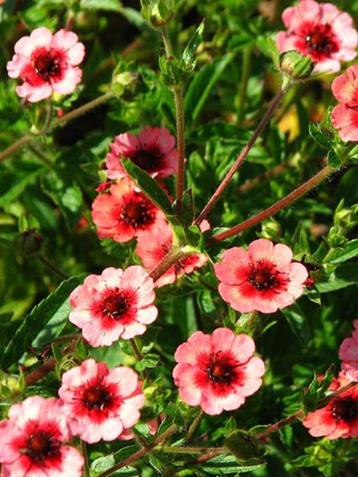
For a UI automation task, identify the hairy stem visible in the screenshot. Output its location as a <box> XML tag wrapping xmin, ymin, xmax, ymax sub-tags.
<box><xmin>185</xmin><ymin>410</ymin><xmax>203</xmax><ymax>442</ymax></box>
<box><xmin>161</xmin><ymin>25</ymin><xmax>174</xmax><ymax>57</ymax></box>
<box><xmin>211</xmin><ymin>164</ymin><xmax>333</xmax><ymax>243</ymax></box>
<box><xmin>98</xmin><ymin>424</ymin><xmax>179</xmax><ymax>477</ymax></box>
<box><xmin>149</xmin><ymin>249</ymin><xmax>186</xmax><ymax>282</ymax></box>
<box><xmin>173</xmin><ymin>86</ymin><xmax>186</xmax><ymax>216</ymax></box>
<box><xmin>157</xmin><ymin>446</ymin><xmax>225</xmax><ymax>455</ymax></box>
<box><xmin>0</xmin><ymin>92</ymin><xmax>114</xmax><ymax>163</ymax></box>
<box><xmin>194</xmin><ymin>87</ymin><xmax>288</xmax><ymax>225</ymax></box>
<box><xmin>80</xmin><ymin>441</ymin><xmax>90</xmax><ymax>477</ymax></box>
<box><xmin>255</xmin><ymin>381</ymin><xmax>357</xmax><ymax>440</ymax></box>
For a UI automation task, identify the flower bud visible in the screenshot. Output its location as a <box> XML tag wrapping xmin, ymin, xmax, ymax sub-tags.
<box><xmin>111</xmin><ymin>71</ymin><xmax>139</xmax><ymax>97</ymax></box>
<box><xmin>280</xmin><ymin>51</ymin><xmax>314</xmax><ymax>80</ymax></box>
<box><xmin>140</xmin><ymin>0</ymin><xmax>174</xmax><ymax>27</ymax></box>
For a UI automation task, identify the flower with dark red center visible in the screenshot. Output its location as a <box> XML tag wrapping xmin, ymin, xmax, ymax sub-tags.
<box><xmin>303</xmin><ymin>374</ymin><xmax>358</xmax><ymax>439</ymax></box>
<box><xmin>92</xmin><ymin>177</ymin><xmax>165</xmax><ymax>243</ymax></box>
<box><xmin>331</xmin><ymin>64</ymin><xmax>358</xmax><ymax>142</ymax></box>
<box><xmin>69</xmin><ymin>266</ymin><xmax>157</xmax><ymax>346</ymax></box>
<box><xmin>339</xmin><ymin>320</ymin><xmax>358</xmax><ymax>382</ymax></box>
<box><xmin>277</xmin><ymin>0</ymin><xmax>358</xmax><ymax>72</ymax></box>
<box><xmin>135</xmin><ymin>219</ymin><xmax>207</xmax><ymax>287</ymax></box>
<box><xmin>7</xmin><ymin>27</ymin><xmax>85</xmax><ymax>102</ymax></box>
<box><xmin>105</xmin><ymin>127</ymin><xmax>178</xmax><ymax>180</ymax></box>
<box><xmin>0</xmin><ymin>396</ymin><xmax>83</xmax><ymax>477</ymax></box>
<box><xmin>59</xmin><ymin>359</ymin><xmax>144</xmax><ymax>443</ymax></box>
<box><xmin>173</xmin><ymin>328</ymin><xmax>265</xmax><ymax>415</ymax></box>
<box><xmin>214</xmin><ymin>239</ymin><xmax>308</xmax><ymax>314</ymax></box>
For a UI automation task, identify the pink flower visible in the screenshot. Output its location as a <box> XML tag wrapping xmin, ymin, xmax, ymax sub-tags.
<box><xmin>7</xmin><ymin>27</ymin><xmax>85</xmax><ymax>102</ymax></box>
<box><xmin>0</xmin><ymin>396</ymin><xmax>83</xmax><ymax>477</ymax></box>
<box><xmin>69</xmin><ymin>266</ymin><xmax>157</xmax><ymax>346</ymax></box>
<box><xmin>339</xmin><ymin>320</ymin><xmax>358</xmax><ymax>382</ymax></box>
<box><xmin>303</xmin><ymin>374</ymin><xmax>358</xmax><ymax>439</ymax></box>
<box><xmin>92</xmin><ymin>177</ymin><xmax>166</xmax><ymax>243</ymax></box>
<box><xmin>59</xmin><ymin>359</ymin><xmax>144</xmax><ymax>443</ymax></box>
<box><xmin>277</xmin><ymin>0</ymin><xmax>358</xmax><ymax>73</ymax></box>
<box><xmin>135</xmin><ymin>220</ymin><xmax>207</xmax><ymax>287</ymax></box>
<box><xmin>331</xmin><ymin>65</ymin><xmax>358</xmax><ymax>142</ymax></box>
<box><xmin>214</xmin><ymin>239</ymin><xmax>308</xmax><ymax>314</ymax></box>
<box><xmin>105</xmin><ymin>127</ymin><xmax>178</xmax><ymax>180</ymax></box>
<box><xmin>173</xmin><ymin>328</ymin><xmax>265</xmax><ymax>415</ymax></box>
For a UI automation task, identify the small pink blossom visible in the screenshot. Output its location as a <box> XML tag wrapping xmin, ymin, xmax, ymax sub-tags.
<box><xmin>214</xmin><ymin>239</ymin><xmax>308</xmax><ymax>314</ymax></box>
<box><xmin>92</xmin><ymin>177</ymin><xmax>166</xmax><ymax>243</ymax></box>
<box><xmin>69</xmin><ymin>266</ymin><xmax>157</xmax><ymax>346</ymax></box>
<box><xmin>59</xmin><ymin>359</ymin><xmax>144</xmax><ymax>444</ymax></box>
<box><xmin>173</xmin><ymin>328</ymin><xmax>265</xmax><ymax>415</ymax></box>
<box><xmin>0</xmin><ymin>396</ymin><xmax>83</xmax><ymax>477</ymax></box>
<box><xmin>106</xmin><ymin>127</ymin><xmax>178</xmax><ymax>180</ymax></box>
<box><xmin>277</xmin><ymin>0</ymin><xmax>358</xmax><ymax>73</ymax></box>
<box><xmin>135</xmin><ymin>219</ymin><xmax>207</xmax><ymax>287</ymax></box>
<box><xmin>339</xmin><ymin>320</ymin><xmax>358</xmax><ymax>382</ymax></box>
<box><xmin>331</xmin><ymin>65</ymin><xmax>358</xmax><ymax>142</ymax></box>
<box><xmin>303</xmin><ymin>374</ymin><xmax>358</xmax><ymax>439</ymax></box>
<box><xmin>7</xmin><ymin>27</ymin><xmax>85</xmax><ymax>102</ymax></box>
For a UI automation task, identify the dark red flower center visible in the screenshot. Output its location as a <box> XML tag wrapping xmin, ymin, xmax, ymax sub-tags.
<box><xmin>31</xmin><ymin>47</ymin><xmax>65</xmax><ymax>83</ymax></box>
<box><xmin>120</xmin><ymin>193</ymin><xmax>156</xmax><ymax>228</ymax></box>
<box><xmin>248</xmin><ymin>261</ymin><xmax>284</xmax><ymax>291</ymax></box>
<box><xmin>174</xmin><ymin>255</ymin><xmax>198</xmax><ymax>274</ymax></box>
<box><xmin>207</xmin><ymin>354</ymin><xmax>236</xmax><ymax>385</ymax></box>
<box><xmin>25</xmin><ymin>430</ymin><xmax>61</xmax><ymax>462</ymax></box>
<box><xmin>132</xmin><ymin>148</ymin><xmax>163</xmax><ymax>173</ymax></box>
<box><xmin>102</xmin><ymin>291</ymin><xmax>130</xmax><ymax>319</ymax></box>
<box><xmin>83</xmin><ymin>384</ymin><xmax>112</xmax><ymax>410</ymax></box>
<box><xmin>332</xmin><ymin>397</ymin><xmax>358</xmax><ymax>422</ymax></box>
<box><xmin>301</xmin><ymin>23</ymin><xmax>339</xmax><ymax>60</ymax></box>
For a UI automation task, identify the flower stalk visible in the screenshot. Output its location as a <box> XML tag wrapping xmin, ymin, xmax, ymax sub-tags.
<box><xmin>211</xmin><ymin>163</ymin><xmax>333</xmax><ymax>243</ymax></box>
<box><xmin>194</xmin><ymin>85</ymin><xmax>290</xmax><ymax>225</ymax></box>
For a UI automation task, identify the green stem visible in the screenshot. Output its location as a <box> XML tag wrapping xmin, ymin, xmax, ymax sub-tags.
<box><xmin>237</xmin><ymin>46</ymin><xmax>252</xmax><ymax>124</ymax></box>
<box><xmin>80</xmin><ymin>440</ymin><xmax>90</xmax><ymax>477</ymax></box>
<box><xmin>211</xmin><ymin>164</ymin><xmax>333</xmax><ymax>243</ymax></box>
<box><xmin>38</xmin><ymin>255</ymin><xmax>68</xmax><ymax>280</ymax></box>
<box><xmin>157</xmin><ymin>446</ymin><xmax>225</xmax><ymax>455</ymax></box>
<box><xmin>161</xmin><ymin>25</ymin><xmax>174</xmax><ymax>57</ymax></box>
<box><xmin>27</xmin><ymin>144</ymin><xmax>53</xmax><ymax>166</ymax></box>
<box><xmin>194</xmin><ymin>85</ymin><xmax>289</xmax><ymax>225</ymax></box>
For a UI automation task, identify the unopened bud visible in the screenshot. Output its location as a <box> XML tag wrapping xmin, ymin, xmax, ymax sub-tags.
<box><xmin>280</xmin><ymin>51</ymin><xmax>314</xmax><ymax>80</ymax></box>
<box><xmin>111</xmin><ymin>71</ymin><xmax>139</xmax><ymax>97</ymax></box>
<box><xmin>141</xmin><ymin>0</ymin><xmax>174</xmax><ymax>27</ymax></box>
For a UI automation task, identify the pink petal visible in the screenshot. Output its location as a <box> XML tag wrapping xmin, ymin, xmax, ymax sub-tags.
<box><xmin>52</xmin><ymin>66</ymin><xmax>82</xmax><ymax>95</ymax></box>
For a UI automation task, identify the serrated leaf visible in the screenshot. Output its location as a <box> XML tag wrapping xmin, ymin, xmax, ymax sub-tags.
<box><xmin>0</xmin><ymin>275</ymin><xmax>85</xmax><ymax>369</ymax></box>
<box><xmin>256</xmin><ymin>34</ymin><xmax>280</xmax><ymax>66</ymax></box>
<box><xmin>122</xmin><ymin>158</ymin><xmax>172</xmax><ymax>215</ymax></box>
<box><xmin>308</xmin><ymin>123</ymin><xmax>332</xmax><ymax>149</ymax></box>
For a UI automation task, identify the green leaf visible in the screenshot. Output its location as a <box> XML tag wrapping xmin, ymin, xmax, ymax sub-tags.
<box><xmin>122</xmin><ymin>158</ymin><xmax>172</xmax><ymax>215</ymax></box>
<box><xmin>316</xmin><ymin>264</ymin><xmax>358</xmax><ymax>293</ymax></box>
<box><xmin>281</xmin><ymin>302</ymin><xmax>311</xmax><ymax>345</ymax></box>
<box><xmin>185</xmin><ymin>53</ymin><xmax>235</xmax><ymax>126</ymax></box>
<box><xmin>0</xmin><ymin>162</ymin><xmax>44</xmax><ymax>207</ymax></box>
<box><xmin>199</xmin><ymin>454</ymin><xmax>264</xmax><ymax>475</ymax></box>
<box><xmin>0</xmin><ymin>275</ymin><xmax>85</xmax><ymax>369</ymax></box>
<box><xmin>308</xmin><ymin>123</ymin><xmax>333</xmax><ymax>149</ymax></box>
<box><xmin>329</xmin><ymin>239</ymin><xmax>358</xmax><ymax>264</ymax></box>
<box><xmin>80</xmin><ymin>0</ymin><xmax>122</xmax><ymax>11</ymax></box>
<box><xmin>182</xmin><ymin>21</ymin><xmax>205</xmax><ymax>66</ymax></box>
<box><xmin>256</xmin><ymin>34</ymin><xmax>280</xmax><ymax>66</ymax></box>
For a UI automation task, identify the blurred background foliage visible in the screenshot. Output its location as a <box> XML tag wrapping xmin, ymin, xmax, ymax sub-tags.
<box><xmin>0</xmin><ymin>1</ymin><xmax>358</xmax><ymax>476</ymax></box>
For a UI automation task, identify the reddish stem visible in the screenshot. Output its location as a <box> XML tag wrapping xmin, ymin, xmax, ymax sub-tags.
<box><xmin>194</xmin><ymin>88</ymin><xmax>287</xmax><ymax>225</ymax></box>
<box><xmin>211</xmin><ymin>164</ymin><xmax>333</xmax><ymax>243</ymax></box>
